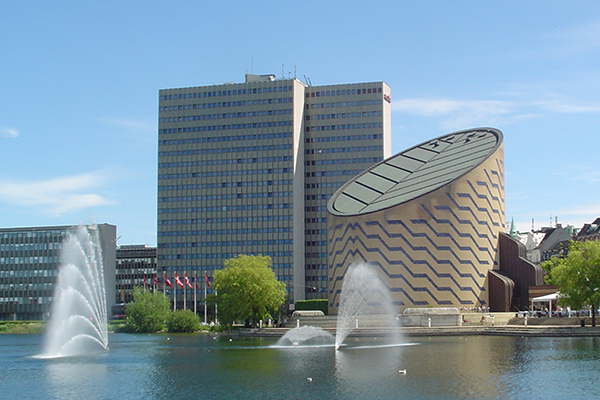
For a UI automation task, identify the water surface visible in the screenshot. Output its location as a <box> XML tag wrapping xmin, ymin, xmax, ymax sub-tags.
<box><xmin>0</xmin><ymin>333</ymin><xmax>598</xmax><ymax>399</ymax></box>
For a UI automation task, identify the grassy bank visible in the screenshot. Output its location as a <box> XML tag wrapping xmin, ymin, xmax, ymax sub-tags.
<box><xmin>0</xmin><ymin>321</ymin><xmax>46</xmax><ymax>334</ymax></box>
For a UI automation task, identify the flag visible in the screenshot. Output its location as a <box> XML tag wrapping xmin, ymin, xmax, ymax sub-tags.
<box><xmin>175</xmin><ymin>273</ymin><xmax>184</xmax><ymax>288</ymax></box>
<box><xmin>205</xmin><ymin>272</ymin><xmax>211</xmax><ymax>288</ymax></box>
<box><xmin>184</xmin><ymin>273</ymin><xmax>193</xmax><ymax>289</ymax></box>
<box><xmin>153</xmin><ymin>275</ymin><xmax>160</xmax><ymax>285</ymax></box>
<box><xmin>165</xmin><ymin>273</ymin><xmax>172</xmax><ymax>288</ymax></box>
<box><xmin>195</xmin><ymin>275</ymin><xmax>200</xmax><ymax>290</ymax></box>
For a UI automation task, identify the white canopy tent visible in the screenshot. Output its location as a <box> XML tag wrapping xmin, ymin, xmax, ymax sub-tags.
<box><xmin>531</xmin><ymin>292</ymin><xmax>560</xmax><ymax>317</ymax></box>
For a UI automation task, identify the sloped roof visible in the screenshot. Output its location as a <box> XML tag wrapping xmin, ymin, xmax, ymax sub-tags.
<box><xmin>328</xmin><ymin>128</ymin><xmax>503</xmax><ymax>216</ymax></box>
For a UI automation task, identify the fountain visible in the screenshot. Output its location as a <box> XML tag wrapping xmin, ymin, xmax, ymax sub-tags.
<box><xmin>334</xmin><ymin>262</ymin><xmax>400</xmax><ymax>350</ymax></box>
<box><xmin>39</xmin><ymin>225</ymin><xmax>109</xmax><ymax>358</ymax></box>
<box><xmin>275</xmin><ymin>325</ymin><xmax>335</xmax><ymax>347</ymax></box>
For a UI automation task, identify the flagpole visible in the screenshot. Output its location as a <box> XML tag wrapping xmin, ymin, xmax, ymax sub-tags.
<box><xmin>194</xmin><ymin>272</ymin><xmax>197</xmax><ymax>315</ymax></box>
<box><xmin>183</xmin><ymin>271</ymin><xmax>187</xmax><ymax>311</ymax></box>
<box><xmin>204</xmin><ymin>270</ymin><xmax>207</xmax><ymax>324</ymax></box>
<box><xmin>173</xmin><ymin>273</ymin><xmax>176</xmax><ymax>311</ymax></box>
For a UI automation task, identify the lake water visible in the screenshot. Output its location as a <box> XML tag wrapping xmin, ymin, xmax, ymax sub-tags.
<box><xmin>1</xmin><ymin>333</ymin><xmax>599</xmax><ymax>399</ymax></box>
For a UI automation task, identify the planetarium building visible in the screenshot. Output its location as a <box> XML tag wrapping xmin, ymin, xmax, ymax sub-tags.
<box><xmin>327</xmin><ymin>128</ymin><xmax>511</xmax><ymax>313</ymax></box>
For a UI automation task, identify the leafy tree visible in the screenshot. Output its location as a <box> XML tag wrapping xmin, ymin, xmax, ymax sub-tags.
<box><xmin>214</xmin><ymin>254</ymin><xmax>286</xmax><ymax>327</ymax></box>
<box><xmin>167</xmin><ymin>309</ymin><xmax>200</xmax><ymax>333</ymax></box>
<box><xmin>125</xmin><ymin>287</ymin><xmax>171</xmax><ymax>333</ymax></box>
<box><xmin>542</xmin><ymin>240</ymin><xmax>600</xmax><ymax>327</ymax></box>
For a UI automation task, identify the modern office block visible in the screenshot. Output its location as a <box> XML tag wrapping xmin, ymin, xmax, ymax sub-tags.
<box><xmin>157</xmin><ymin>74</ymin><xmax>391</xmax><ymax>305</ymax></box>
<box><xmin>116</xmin><ymin>245</ymin><xmax>157</xmax><ymax>304</ymax></box>
<box><xmin>327</xmin><ymin>128</ymin><xmax>505</xmax><ymax>313</ymax></box>
<box><xmin>0</xmin><ymin>224</ymin><xmax>116</xmax><ymax>320</ymax></box>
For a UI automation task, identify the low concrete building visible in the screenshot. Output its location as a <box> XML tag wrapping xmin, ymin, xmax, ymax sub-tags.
<box><xmin>0</xmin><ymin>224</ymin><xmax>116</xmax><ymax>320</ymax></box>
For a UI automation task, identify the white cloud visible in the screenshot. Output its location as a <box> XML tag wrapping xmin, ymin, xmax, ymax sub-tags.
<box><xmin>101</xmin><ymin>118</ymin><xmax>155</xmax><ymax>132</ymax></box>
<box><xmin>0</xmin><ymin>172</ymin><xmax>115</xmax><ymax>217</ymax></box>
<box><xmin>392</xmin><ymin>98</ymin><xmax>522</xmax><ymax>129</ymax></box>
<box><xmin>393</xmin><ymin>95</ymin><xmax>600</xmax><ymax>130</ymax></box>
<box><xmin>0</xmin><ymin>128</ymin><xmax>19</xmax><ymax>138</ymax></box>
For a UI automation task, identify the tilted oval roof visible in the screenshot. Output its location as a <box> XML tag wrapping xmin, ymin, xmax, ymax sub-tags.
<box><xmin>328</xmin><ymin>127</ymin><xmax>503</xmax><ymax>216</ymax></box>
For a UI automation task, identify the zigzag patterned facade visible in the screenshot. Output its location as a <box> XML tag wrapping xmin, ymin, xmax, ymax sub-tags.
<box><xmin>327</xmin><ymin>128</ymin><xmax>505</xmax><ymax>313</ymax></box>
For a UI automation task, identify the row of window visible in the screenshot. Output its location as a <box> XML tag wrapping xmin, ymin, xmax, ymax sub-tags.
<box><xmin>0</xmin><ymin>269</ymin><xmax>57</xmax><ymax>278</ymax></box>
<box><xmin>307</xmin><ymin>99</ymin><xmax>383</xmax><ymax>109</ymax></box>
<box><xmin>158</xmin><ymin>203</ymin><xmax>292</xmax><ymax>218</ymax></box>
<box><xmin>307</xmin><ymin>111</ymin><xmax>382</xmax><ymax>120</ymax></box>
<box><xmin>306</xmin><ymin>218</ymin><xmax>327</xmax><ymax>225</ymax></box>
<box><xmin>305</xmin><ymin>122</ymin><xmax>383</xmax><ymax>131</ymax></box>
<box><xmin>0</xmin><ymin>256</ymin><xmax>60</xmax><ymax>265</ymax></box>
<box><xmin>158</xmin><ymin>144</ymin><xmax>292</xmax><ymax>157</ymax></box>
<box><xmin>156</xmin><ymin>227</ymin><xmax>292</xmax><ymax>240</ymax></box>
<box><xmin>0</xmin><ymin>230</ymin><xmax>66</xmax><ymax>240</ymax></box>
<box><xmin>0</xmin><ymin>243</ymin><xmax>60</xmax><ymax>252</ymax></box>
<box><xmin>159</xmin><ymin>132</ymin><xmax>292</xmax><ymax>146</ymax></box>
<box><xmin>158</xmin><ymin>168</ymin><xmax>291</xmax><ymax>180</ymax></box>
<box><xmin>306</xmin><ymin>134</ymin><xmax>382</xmax><ymax>143</ymax></box>
<box><xmin>157</xmin><ymin>215</ymin><xmax>293</xmax><ymax>230</ymax></box>
<box><xmin>162</xmin><ymin>263</ymin><xmax>292</xmax><ymax>271</ymax></box>
<box><xmin>159</xmin><ymin>120</ymin><xmax>294</xmax><ymax>134</ymax></box>
<box><xmin>307</xmin><ymin>157</ymin><xmax>382</xmax><ymax>166</ymax></box>
<box><xmin>0</xmin><ymin>297</ymin><xmax>52</xmax><ymax>304</ymax></box>
<box><xmin>159</xmin><ymin>155</ymin><xmax>291</xmax><ymax>169</ymax></box>
<box><xmin>304</xmin><ymin>146</ymin><xmax>382</xmax><ymax>155</ymax></box>
<box><xmin>159</xmin><ymin>98</ymin><xmax>294</xmax><ymax>112</ymax></box>
<box><xmin>0</xmin><ymin>283</ymin><xmax>54</xmax><ymax>291</ymax></box>
<box><xmin>158</xmin><ymin>179</ymin><xmax>293</xmax><ymax>192</ymax></box>
<box><xmin>160</xmin><ymin>239</ymin><xmax>292</xmax><ymax>248</ymax></box>
<box><xmin>158</xmin><ymin>192</ymin><xmax>292</xmax><ymax>207</ymax></box>
<box><xmin>160</xmin><ymin>85</ymin><xmax>294</xmax><ymax>101</ymax></box>
<box><xmin>306</xmin><ymin>241</ymin><xmax>327</xmax><ymax>247</ymax></box>
<box><xmin>160</xmin><ymin>251</ymin><xmax>293</xmax><ymax>260</ymax></box>
<box><xmin>306</xmin><ymin>87</ymin><xmax>382</xmax><ymax>97</ymax></box>
<box><xmin>304</xmin><ymin>276</ymin><xmax>328</xmax><ymax>281</ymax></box>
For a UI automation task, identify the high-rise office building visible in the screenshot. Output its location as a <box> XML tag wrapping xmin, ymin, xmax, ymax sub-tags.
<box><xmin>157</xmin><ymin>74</ymin><xmax>391</xmax><ymax>306</ymax></box>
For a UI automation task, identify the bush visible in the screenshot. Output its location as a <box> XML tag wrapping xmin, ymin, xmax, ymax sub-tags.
<box><xmin>295</xmin><ymin>299</ymin><xmax>328</xmax><ymax>315</ymax></box>
<box><xmin>125</xmin><ymin>288</ymin><xmax>171</xmax><ymax>333</ymax></box>
<box><xmin>167</xmin><ymin>309</ymin><xmax>200</xmax><ymax>333</ymax></box>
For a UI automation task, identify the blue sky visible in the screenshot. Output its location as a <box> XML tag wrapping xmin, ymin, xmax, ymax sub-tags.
<box><xmin>1</xmin><ymin>1</ymin><xmax>599</xmax><ymax>245</ymax></box>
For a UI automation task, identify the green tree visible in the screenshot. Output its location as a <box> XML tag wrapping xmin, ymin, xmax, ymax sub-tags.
<box><xmin>125</xmin><ymin>287</ymin><xmax>171</xmax><ymax>333</ymax></box>
<box><xmin>167</xmin><ymin>309</ymin><xmax>200</xmax><ymax>333</ymax></box>
<box><xmin>214</xmin><ymin>254</ymin><xmax>286</xmax><ymax>327</ymax></box>
<box><xmin>542</xmin><ymin>240</ymin><xmax>600</xmax><ymax>327</ymax></box>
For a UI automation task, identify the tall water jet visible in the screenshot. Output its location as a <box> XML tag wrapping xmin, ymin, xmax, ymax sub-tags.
<box><xmin>334</xmin><ymin>262</ymin><xmax>400</xmax><ymax>350</ymax></box>
<box><xmin>40</xmin><ymin>225</ymin><xmax>109</xmax><ymax>358</ymax></box>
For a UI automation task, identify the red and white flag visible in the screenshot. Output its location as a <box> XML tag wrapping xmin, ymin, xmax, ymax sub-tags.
<box><xmin>153</xmin><ymin>275</ymin><xmax>160</xmax><ymax>286</ymax></box>
<box><xmin>175</xmin><ymin>273</ymin><xmax>184</xmax><ymax>288</ymax></box>
<box><xmin>205</xmin><ymin>272</ymin><xmax>211</xmax><ymax>288</ymax></box>
<box><xmin>184</xmin><ymin>273</ymin><xmax>193</xmax><ymax>289</ymax></box>
<box><xmin>164</xmin><ymin>273</ymin><xmax>173</xmax><ymax>288</ymax></box>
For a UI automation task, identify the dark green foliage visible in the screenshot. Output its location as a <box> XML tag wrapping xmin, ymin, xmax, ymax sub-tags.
<box><xmin>125</xmin><ymin>287</ymin><xmax>171</xmax><ymax>333</ymax></box>
<box><xmin>167</xmin><ymin>309</ymin><xmax>200</xmax><ymax>333</ymax></box>
<box><xmin>295</xmin><ymin>299</ymin><xmax>328</xmax><ymax>315</ymax></box>
<box><xmin>543</xmin><ymin>240</ymin><xmax>600</xmax><ymax>326</ymax></box>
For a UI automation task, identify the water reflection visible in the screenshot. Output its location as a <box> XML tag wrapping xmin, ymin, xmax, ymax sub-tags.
<box><xmin>3</xmin><ymin>333</ymin><xmax>600</xmax><ymax>399</ymax></box>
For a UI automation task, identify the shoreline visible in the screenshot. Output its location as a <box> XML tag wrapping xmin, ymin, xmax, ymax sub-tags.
<box><xmin>236</xmin><ymin>324</ymin><xmax>600</xmax><ymax>338</ymax></box>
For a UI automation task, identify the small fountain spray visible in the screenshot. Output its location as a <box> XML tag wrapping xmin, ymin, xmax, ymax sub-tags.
<box><xmin>39</xmin><ymin>225</ymin><xmax>108</xmax><ymax>358</ymax></box>
<box><xmin>334</xmin><ymin>262</ymin><xmax>400</xmax><ymax>350</ymax></box>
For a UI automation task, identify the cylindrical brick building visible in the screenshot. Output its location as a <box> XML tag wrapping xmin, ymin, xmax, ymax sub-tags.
<box><xmin>327</xmin><ymin>128</ymin><xmax>505</xmax><ymax>313</ymax></box>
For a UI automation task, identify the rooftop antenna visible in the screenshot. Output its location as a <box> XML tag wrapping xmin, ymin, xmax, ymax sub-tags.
<box><xmin>294</xmin><ymin>65</ymin><xmax>297</xmax><ymax>79</ymax></box>
<box><xmin>282</xmin><ymin>64</ymin><xmax>284</xmax><ymax>79</ymax></box>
